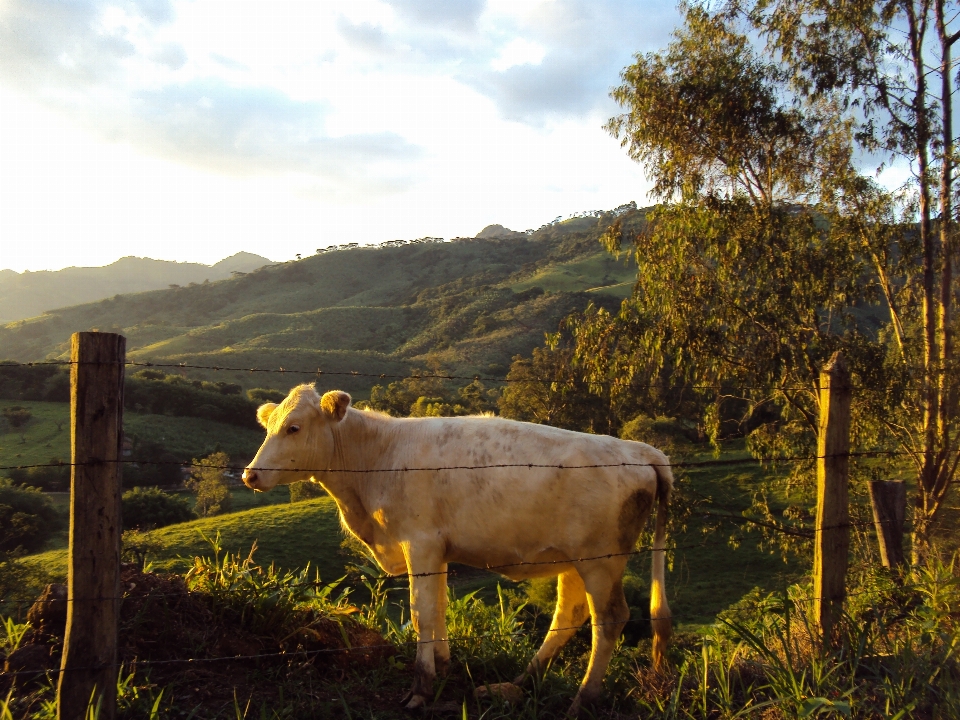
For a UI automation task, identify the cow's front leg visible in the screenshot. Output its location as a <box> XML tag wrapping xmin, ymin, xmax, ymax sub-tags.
<box><xmin>434</xmin><ymin>563</ymin><xmax>451</xmax><ymax>677</ymax></box>
<box><xmin>401</xmin><ymin>554</ymin><xmax>445</xmax><ymax>710</ymax></box>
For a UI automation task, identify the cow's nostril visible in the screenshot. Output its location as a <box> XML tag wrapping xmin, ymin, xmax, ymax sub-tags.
<box><xmin>243</xmin><ymin>470</ymin><xmax>259</xmax><ymax>488</ymax></box>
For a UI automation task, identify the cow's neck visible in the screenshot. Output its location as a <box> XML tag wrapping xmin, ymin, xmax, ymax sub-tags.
<box><xmin>317</xmin><ymin>409</ymin><xmax>396</xmax><ymax>535</ymax></box>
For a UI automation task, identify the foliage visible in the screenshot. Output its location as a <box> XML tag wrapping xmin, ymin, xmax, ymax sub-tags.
<box><xmin>6</xmin><ymin>461</ymin><xmax>69</xmax><ymax>492</ymax></box>
<box><xmin>1</xmin><ymin>406</ymin><xmax>31</xmax><ymax>429</ymax></box>
<box><xmin>120</xmin><ymin>528</ymin><xmax>164</xmax><ymax>570</ymax></box>
<box><xmin>121</xmin><ymin>487</ymin><xmax>194</xmax><ymax>530</ymax></box>
<box><xmin>497</xmin><ymin>345</ymin><xmax>619</xmax><ymax>434</ymax></box>
<box><xmin>185</xmin><ymin>451</ymin><xmax>232</xmax><ymax>517</ymax></box>
<box><xmin>366</xmin><ymin>368</ymin><xmax>499</xmax><ymax>418</ymax></box>
<box><xmin>289</xmin><ymin>480</ymin><xmax>326</xmax><ymax>503</ymax></box>
<box><xmin>184</xmin><ymin>531</ymin><xmax>354</xmax><ymax>638</ymax></box>
<box><xmin>120</xmin><ymin>438</ymin><xmax>184</xmax><ymax>488</ymax></box>
<box><xmin>555</xmin><ymin>1</ymin><xmax>960</xmax><ymax>558</ymax></box>
<box><xmin>0</xmin><ymin>363</ymin><xmax>68</xmax><ymax>403</ymax></box>
<box><xmin>739</xmin><ymin>0</ymin><xmax>960</xmax><ymax>562</ymax></box>
<box><xmin>247</xmin><ymin>387</ymin><xmax>286</xmax><ymax>404</ymax></box>
<box><xmin>0</xmin><ymin>479</ymin><xmax>62</xmax><ymax>553</ymax></box>
<box><xmin>0</xmin><ymin>552</ymin><xmax>53</xmax><ymax>618</ymax></box>
<box><xmin>125</xmin><ymin>370</ymin><xmax>259</xmax><ymax>429</ymax></box>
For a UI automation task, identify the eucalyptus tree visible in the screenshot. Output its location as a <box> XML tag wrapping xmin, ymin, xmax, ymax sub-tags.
<box><xmin>581</xmin><ymin>1</ymin><xmax>960</xmax><ymax>557</ymax></box>
<box><xmin>737</xmin><ymin>0</ymin><xmax>960</xmax><ymax>557</ymax></box>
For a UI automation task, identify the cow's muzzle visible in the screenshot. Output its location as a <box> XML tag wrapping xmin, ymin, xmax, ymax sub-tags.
<box><xmin>242</xmin><ymin>469</ymin><xmax>262</xmax><ymax>491</ymax></box>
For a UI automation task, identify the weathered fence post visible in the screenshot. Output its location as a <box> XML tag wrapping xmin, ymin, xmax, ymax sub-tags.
<box><xmin>813</xmin><ymin>351</ymin><xmax>851</xmax><ymax>646</ymax></box>
<box><xmin>57</xmin><ymin>332</ymin><xmax>125</xmax><ymax>720</ymax></box>
<box><xmin>868</xmin><ymin>480</ymin><xmax>907</xmax><ymax>568</ymax></box>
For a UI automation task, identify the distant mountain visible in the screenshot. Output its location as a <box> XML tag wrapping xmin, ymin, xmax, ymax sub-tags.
<box><xmin>0</xmin><ymin>252</ymin><xmax>272</xmax><ymax>324</ymax></box>
<box><xmin>0</xmin><ymin>209</ymin><xmax>647</xmax><ymax>395</ymax></box>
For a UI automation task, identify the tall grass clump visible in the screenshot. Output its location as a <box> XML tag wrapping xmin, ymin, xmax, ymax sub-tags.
<box><xmin>630</xmin><ymin>555</ymin><xmax>960</xmax><ymax>719</ymax></box>
<box><xmin>184</xmin><ymin>531</ymin><xmax>356</xmax><ymax>638</ymax></box>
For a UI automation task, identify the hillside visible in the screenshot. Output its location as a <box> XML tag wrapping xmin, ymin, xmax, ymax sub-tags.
<box><xmin>0</xmin><ymin>209</ymin><xmax>646</xmax><ymax>395</ymax></box>
<box><xmin>0</xmin><ymin>252</ymin><xmax>271</xmax><ymax>324</ymax></box>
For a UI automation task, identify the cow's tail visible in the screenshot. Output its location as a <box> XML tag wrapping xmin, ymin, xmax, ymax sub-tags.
<box><xmin>650</xmin><ymin>457</ymin><xmax>672</xmax><ymax>670</ymax></box>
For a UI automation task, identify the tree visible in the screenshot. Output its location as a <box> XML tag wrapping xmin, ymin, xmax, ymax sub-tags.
<box><xmin>122</xmin><ymin>487</ymin><xmax>194</xmax><ymax>530</ymax></box>
<box><xmin>733</xmin><ymin>0</ymin><xmax>960</xmax><ymax>557</ymax></box>
<box><xmin>0</xmin><ymin>479</ymin><xmax>63</xmax><ymax>553</ymax></box>
<box><xmin>498</xmin><ymin>345</ymin><xmax>617</xmax><ymax>434</ymax></box>
<box><xmin>585</xmin><ymin>4</ymin><xmax>866</xmax><ymax>444</ymax></box>
<box><xmin>588</xmin><ymin>0</ymin><xmax>960</xmax><ymax>558</ymax></box>
<box><xmin>186</xmin><ymin>451</ymin><xmax>232</xmax><ymax>517</ymax></box>
<box><xmin>289</xmin><ymin>481</ymin><xmax>326</xmax><ymax>503</ymax></box>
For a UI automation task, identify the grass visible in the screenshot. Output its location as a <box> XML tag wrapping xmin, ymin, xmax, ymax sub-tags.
<box><xmin>510</xmin><ymin>251</ymin><xmax>636</xmax><ymax>298</ymax></box>
<box><xmin>0</xmin><ymin>401</ymin><xmax>263</xmax><ymax>469</ymax></box>
<box><xmin>22</xmin><ymin>495</ymin><xmax>347</xmax><ymax>582</ymax></box>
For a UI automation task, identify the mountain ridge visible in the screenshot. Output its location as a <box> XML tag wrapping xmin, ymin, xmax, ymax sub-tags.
<box><xmin>0</xmin><ymin>252</ymin><xmax>272</xmax><ymax>324</ymax></box>
<box><xmin>0</xmin><ymin>208</ymin><xmax>647</xmax><ymax>395</ymax></box>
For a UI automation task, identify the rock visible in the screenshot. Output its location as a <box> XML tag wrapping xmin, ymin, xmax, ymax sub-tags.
<box><xmin>26</xmin><ymin>584</ymin><xmax>67</xmax><ymax>638</ymax></box>
<box><xmin>4</xmin><ymin>643</ymin><xmax>51</xmax><ymax>688</ymax></box>
<box><xmin>474</xmin><ymin>682</ymin><xmax>524</xmax><ymax>704</ymax></box>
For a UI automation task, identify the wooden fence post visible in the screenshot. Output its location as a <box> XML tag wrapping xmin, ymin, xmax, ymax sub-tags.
<box><xmin>813</xmin><ymin>351</ymin><xmax>851</xmax><ymax>646</ymax></box>
<box><xmin>57</xmin><ymin>332</ymin><xmax>125</xmax><ymax>720</ymax></box>
<box><xmin>868</xmin><ymin>480</ymin><xmax>907</xmax><ymax>568</ymax></box>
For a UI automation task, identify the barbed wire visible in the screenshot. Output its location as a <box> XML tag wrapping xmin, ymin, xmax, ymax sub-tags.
<box><xmin>0</xmin><ymin>357</ymin><xmax>938</xmax><ymax>392</ymax></box>
<box><xmin>0</xmin><ymin>448</ymin><xmax>917</xmax><ymax>476</ymax></box>
<box><xmin>0</xmin><ymin>586</ymin><xmax>886</xmax><ymax>679</ymax></box>
<box><xmin>0</xmin><ymin>518</ymin><xmax>897</xmax><ymax>610</ymax></box>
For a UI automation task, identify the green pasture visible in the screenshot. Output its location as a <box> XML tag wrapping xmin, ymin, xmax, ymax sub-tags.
<box><xmin>510</xmin><ymin>251</ymin><xmax>636</xmax><ymax>298</ymax></box>
<box><xmin>0</xmin><ymin>401</ymin><xmax>264</xmax><ymax>469</ymax></box>
<box><xmin>24</xmin><ymin>495</ymin><xmax>347</xmax><ymax>582</ymax></box>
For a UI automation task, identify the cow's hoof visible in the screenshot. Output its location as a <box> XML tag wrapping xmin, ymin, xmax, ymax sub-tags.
<box><xmin>565</xmin><ymin>696</ymin><xmax>582</xmax><ymax>718</ymax></box>
<box><xmin>403</xmin><ymin>694</ymin><xmax>428</xmax><ymax>710</ymax></box>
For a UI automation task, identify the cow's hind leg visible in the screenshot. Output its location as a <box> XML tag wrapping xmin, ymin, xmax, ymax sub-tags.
<box><xmin>514</xmin><ymin>570</ymin><xmax>589</xmax><ymax>685</ymax></box>
<box><xmin>569</xmin><ymin>562</ymin><xmax>630</xmax><ymax>715</ymax></box>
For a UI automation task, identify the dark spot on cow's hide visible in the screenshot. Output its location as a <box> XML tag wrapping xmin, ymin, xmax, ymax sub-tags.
<box><xmin>603</xmin><ymin>578</ymin><xmax>629</xmax><ymax>640</ymax></box>
<box><xmin>617</xmin><ymin>490</ymin><xmax>653</xmax><ymax>552</ymax></box>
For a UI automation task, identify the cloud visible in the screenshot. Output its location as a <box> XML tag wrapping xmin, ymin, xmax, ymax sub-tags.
<box><xmin>461</xmin><ymin>0</ymin><xmax>678</xmax><ymax>123</ymax></box>
<box><xmin>154</xmin><ymin>43</ymin><xmax>187</xmax><ymax>70</ymax></box>
<box><xmin>384</xmin><ymin>0</ymin><xmax>485</xmax><ymax>32</ymax></box>
<box><xmin>0</xmin><ymin>0</ymin><xmax>425</xmax><ymax>195</ymax></box>
<box><xmin>127</xmin><ymin>80</ymin><xmax>422</xmax><ymax>190</ymax></box>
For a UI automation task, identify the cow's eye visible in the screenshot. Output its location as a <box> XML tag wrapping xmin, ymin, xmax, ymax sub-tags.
<box><xmin>287</xmin><ymin>424</ymin><xmax>300</xmax><ymax>435</ymax></box>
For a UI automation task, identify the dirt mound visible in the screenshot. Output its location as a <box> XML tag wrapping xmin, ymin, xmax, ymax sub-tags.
<box><xmin>2</xmin><ymin>564</ymin><xmax>393</xmax><ymax>704</ymax></box>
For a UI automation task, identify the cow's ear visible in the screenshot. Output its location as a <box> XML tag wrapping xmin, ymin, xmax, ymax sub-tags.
<box><xmin>320</xmin><ymin>390</ymin><xmax>351</xmax><ymax>422</ymax></box>
<box><xmin>257</xmin><ymin>402</ymin><xmax>278</xmax><ymax>429</ymax></box>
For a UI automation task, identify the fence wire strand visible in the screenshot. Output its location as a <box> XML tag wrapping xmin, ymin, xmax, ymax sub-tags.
<box><xmin>0</xmin><ymin>585</ymin><xmax>883</xmax><ymax>679</ymax></box>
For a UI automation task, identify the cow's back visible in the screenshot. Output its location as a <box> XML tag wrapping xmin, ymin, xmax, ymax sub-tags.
<box><xmin>372</xmin><ymin>415</ymin><xmax>667</xmax><ymax>577</ymax></box>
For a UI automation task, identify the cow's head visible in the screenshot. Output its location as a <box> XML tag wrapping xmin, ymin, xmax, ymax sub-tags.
<box><xmin>242</xmin><ymin>384</ymin><xmax>351</xmax><ymax>491</ymax></box>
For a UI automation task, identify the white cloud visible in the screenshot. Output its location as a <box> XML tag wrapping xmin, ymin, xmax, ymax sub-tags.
<box><xmin>0</xmin><ymin>0</ymin><xmax>680</xmax><ymax>272</ymax></box>
<box><xmin>490</xmin><ymin>38</ymin><xmax>545</xmax><ymax>72</ymax></box>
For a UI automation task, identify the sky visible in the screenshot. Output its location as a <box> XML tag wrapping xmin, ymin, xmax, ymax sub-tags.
<box><xmin>0</xmin><ymin>0</ymin><xmax>684</xmax><ymax>273</ymax></box>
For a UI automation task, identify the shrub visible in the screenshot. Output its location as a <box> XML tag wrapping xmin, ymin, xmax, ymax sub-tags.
<box><xmin>247</xmin><ymin>388</ymin><xmax>286</xmax><ymax>404</ymax></box>
<box><xmin>620</xmin><ymin>414</ymin><xmax>697</xmax><ymax>451</ymax></box>
<box><xmin>1</xmin><ymin>406</ymin><xmax>31</xmax><ymax>429</ymax></box>
<box><xmin>185</xmin><ymin>451</ymin><xmax>232</xmax><ymax>517</ymax></box>
<box><xmin>122</xmin><ymin>487</ymin><xmax>194</xmax><ymax>530</ymax></box>
<box><xmin>0</xmin><ymin>478</ymin><xmax>63</xmax><ymax>553</ymax></box>
<box><xmin>289</xmin><ymin>481</ymin><xmax>326</xmax><ymax>503</ymax></box>
<box><xmin>7</xmin><ymin>460</ymin><xmax>70</xmax><ymax>491</ymax></box>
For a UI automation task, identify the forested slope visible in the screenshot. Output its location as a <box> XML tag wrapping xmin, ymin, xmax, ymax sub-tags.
<box><xmin>0</xmin><ymin>209</ymin><xmax>645</xmax><ymax>393</ymax></box>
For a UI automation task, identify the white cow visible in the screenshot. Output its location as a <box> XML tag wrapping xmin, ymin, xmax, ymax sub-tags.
<box><xmin>242</xmin><ymin>385</ymin><xmax>672</xmax><ymax>713</ymax></box>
